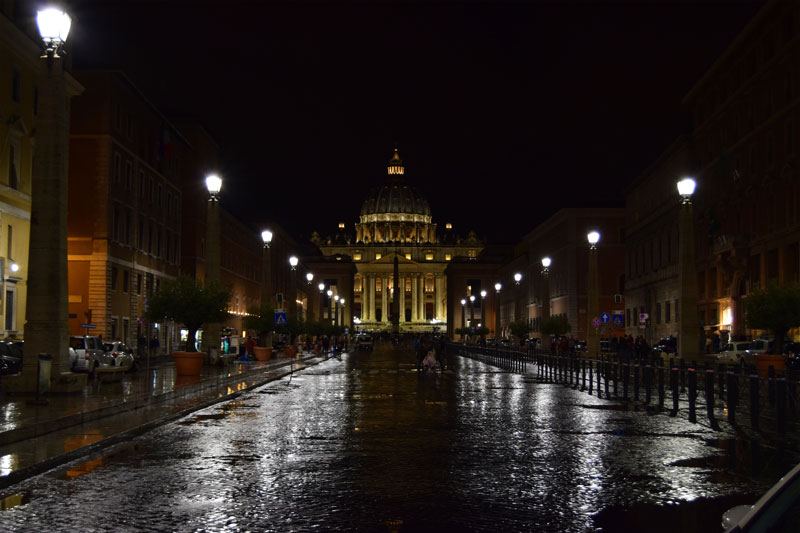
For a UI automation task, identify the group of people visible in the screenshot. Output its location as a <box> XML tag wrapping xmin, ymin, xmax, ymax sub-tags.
<box><xmin>413</xmin><ymin>335</ymin><xmax>447</xmax><ymax>372</ymax></box>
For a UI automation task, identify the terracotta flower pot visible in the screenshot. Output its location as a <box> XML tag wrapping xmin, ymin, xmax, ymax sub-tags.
<box><xmin>253</xmin><ymin>346</ymin><xmax>273</xmax><ymax>361</ymax></box>
<box><xmin>754</xmin><ymin>354</ymin><xmax>786</xmax><ymax>378</ymax></box>
<box><xmin>173</xmin><ymin>351</ymin><xmax>204</xmax><ymax>376</ymax></box>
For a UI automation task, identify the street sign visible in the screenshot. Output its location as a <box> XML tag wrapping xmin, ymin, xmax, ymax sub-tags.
<box><xmin>591</xmin><ymin>317</ymin><xmax>601</xmax><ymax>328</ymax></box>
<box><xmin>274</xmin><ymin>312</ymin><xmax>287</xmax><ymax>326</ymax></box>
<box><xmin>80</xmin><ymin>324</ymin><xmax>96</xmax><ymax>329</ymax></box>
<box><xmin>611</xmin><ymin>313</ymin><xmax>624</xmax><ymax>327</ymax></box>
<box><xmin>600</xmin><ymin>312</ymin><xmax>611</xmax><ymax>324</ymax></box>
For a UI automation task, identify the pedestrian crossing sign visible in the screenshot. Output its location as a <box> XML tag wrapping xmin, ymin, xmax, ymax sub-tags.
<box><xmin>275</xmin><ymin>312</ymin><xmax>287</xmax><ymax>326</ymax></box>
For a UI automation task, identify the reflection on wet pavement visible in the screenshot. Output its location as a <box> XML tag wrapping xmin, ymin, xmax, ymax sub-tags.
<box><xmin>1</xmin><ymin>344</ymin><xmax>798</xmax><ymax>531</ymax></box>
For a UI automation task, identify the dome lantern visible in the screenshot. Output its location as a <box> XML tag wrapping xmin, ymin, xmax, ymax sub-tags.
<box><xmin>387</xmin><ymin>148</ymin><xmax>404</xmax><ymax>176</ymax></box>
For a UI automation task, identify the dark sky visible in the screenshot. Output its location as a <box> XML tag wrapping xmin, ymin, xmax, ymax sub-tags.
<box><xmin>66</xmin><ymin>0</ymin><xmax>762</xmax><ymax>244</ymax></box>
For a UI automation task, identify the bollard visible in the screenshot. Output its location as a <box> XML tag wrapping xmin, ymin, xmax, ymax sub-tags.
<box><xmin>612</xmin><ymin>360</ymin><xmax>618</xmax><ymax>397</ymax></box>
<box><xmin>657</xmin><ymin>365</ymin><xmax>665</xmax><ymax>411</ymax></box>
<box><xmin>768</xmin><ymin>366</ymin><xmax>776</xmax><ymax>408</ymax></box>
<box><xmin>776</xmin><ymin>378</ymin><xmax>787</xmax><ymax>435</ymax></box>
<box><xmin>749</xmin><ymin>374</ymin><xmax>759</xmax><ymax>433</ymax></box>
<box><xmin>727</xmin><ymin>371</ymin><xmax>738</xmax><ymax>424</ymax></box>
<box><xmin>680</xmin><ymin>359</ymin><xmax>686</xmax><ymax>393</ymax></box>
<box><xmin>687</xmin><ymin>368</ymin><xmax>697</xmax><ymax>423</ymax></box>
<box><xmin>705</xmin><ymin>369</ymin><xmax>715</xmax><ymax>421</ymax></box>
<box><xmin>633</xmin><ymin>363</ymin><xmax>640</xmax><ymax>402</ymax></box>
<box><xmin>581</xmin><ymin>359</ymin><xmax>586</xmax><ymax>391</ymax></box>
<box><xmin>27</xmin><ymin>354</ymin><xmax>52</xmax><ymax>406</ymax></box>
<box><xmin>623</xmin><ymin>363</ymin><xmax>630</xmax><ymax>401</ymax></box>
<box><xmin>596</xmin><ymin>359</ymin><xmax>601</xmax><ymax>398</ymax></box>
<box><xmin>589</xmin><ymin>360</ymin><xmax>593</xmax><ymax>394</ymax></box>
<box><xmin>644</xmin><ymin>364</ymin><xmax>651</xmax><ymax>405</ymax></box>
<box><xmin>669</xmin><ymin>367</ymin><xmax>679</xmax><ymax>417</ymax></box>
<box><xmin>604</xmin><ymin>360</ymin><xmax>610</xmax><ymax>397</ymax></box>
<box><xmin>717</xmin><ymin>364</ymin><xmax>726</xmax><ymax>401</ymax></box>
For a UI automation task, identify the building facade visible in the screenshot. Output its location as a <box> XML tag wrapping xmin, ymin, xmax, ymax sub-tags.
<box><xmin>312</xmin><ymin>149</ymin><xmax>484</xmax><ymax>333</ymax></box>
<box><xmin>67</xmin><ymin>71</ymin><xmax>184</xmax><ymax>352</ymax></box>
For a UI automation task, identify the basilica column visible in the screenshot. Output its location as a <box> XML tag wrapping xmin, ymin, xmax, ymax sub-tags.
<box><xmin>399</xmin><ymin>275</ymin><xmax>405</xmax><ymax>323</ymax></box>
<box><xmin>434</xmin><ymin>274</ymin><xmax>443</xmax><ymax>322</ymax></box>
<box><xmin>368</xmin><ymin>274</ymin><xmax>376</xmax><ymax>322</ymax></box>
<box><xmin>411</xmin><ymin>275</ymin><xmax>418</xmax><ymax>322</ymax></box>
<box><xmin>419</xmin><ymin>274</ymin><xmax>427</xmax><ymax>321</ymax></box>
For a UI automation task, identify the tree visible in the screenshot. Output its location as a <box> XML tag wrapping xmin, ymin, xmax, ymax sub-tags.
<box><xmin>541</xmin><ymin>315</ymin><xmax>572</xmax><ymax>337</ymax></box>
<box><xmin>508</xmin><ymin>320</ymin><xmax>531</xmax><ymax>339</ymax></box>
<box><xmin>146</xmin><ymin>276</ymin><xmax>231</xmax><ymax>353</ymax></box>
<box><xmin>473</xmin><ymin>325</ymin><xmax>490</xmax><ymax>338</ymax></box>
<box><xmin>242</xmin><ymin>305</ymin><xmax>275</xmax><ymax>347</ymax></box>
<box><xmin>744</xmin><ymin>281</ymin><xmax>800</xmax><ymax>354</ymax></box>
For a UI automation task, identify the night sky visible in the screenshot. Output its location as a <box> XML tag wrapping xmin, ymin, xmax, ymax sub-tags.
<box><xmin>65</xmin><ymin>0</ymin><xmax>762</xmax><ymax>245</ymax></box>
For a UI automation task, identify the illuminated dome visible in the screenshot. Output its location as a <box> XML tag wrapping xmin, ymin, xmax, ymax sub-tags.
<box><xmin>355</xmin><ymin>149</ymin><xmax>437</xmax><ymax>244</ymax></box>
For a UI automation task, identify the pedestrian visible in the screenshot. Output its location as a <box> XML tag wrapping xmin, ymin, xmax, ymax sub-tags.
<box><xmin>150</xmin><ymin>334</ymin><xmax>160</xmax><ymax>357</ymax></box>
<box><xmin>244</xmin><ymin>336</ymin><xmax>256</xmax><ymax>358</ymax></box>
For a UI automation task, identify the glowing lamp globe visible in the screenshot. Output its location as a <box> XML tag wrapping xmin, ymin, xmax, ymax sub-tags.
<box><xmin>541</xmin><ymin>257</ymin><xmax>552</xmax><ymax>268</ymax></box>
<box><xmin>205</xmin><ymin>174</ymin><xmax>222</xmax><ymax>196</ymax></box>
<box><xmin>37</xmin><ymin>8</ymin><xmax>72</xmax><ymax>44</ymax></box>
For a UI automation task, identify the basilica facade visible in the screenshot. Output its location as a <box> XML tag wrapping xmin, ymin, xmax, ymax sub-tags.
<box><xmin>310</xmin><ymin>150</ymin><xmax>484</xmax><ymax>333</ymax></box>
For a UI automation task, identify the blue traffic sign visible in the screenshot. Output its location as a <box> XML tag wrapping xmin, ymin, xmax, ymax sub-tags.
<box><xmin>274</xmin><ymin>312</ymin><xmax>287</xmax><ymax>326</ymax></box>
<box><xmin>611</xmin><ymin>314</ymin><xmax>624</xmax><ymax>327</ymax></box>
<box><xmin>600</xmin><ymin>312</ymin><xmax>611</xmax><ymax>324</ymax></box>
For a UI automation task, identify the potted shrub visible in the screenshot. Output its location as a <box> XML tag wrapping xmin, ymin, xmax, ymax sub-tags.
<box><xmin>744</xmin><ymin>281</ymin><xmax>800</xmax><ymax>377</ymax></box>
<box><xmin>146</xmin><ymin>276</ymin><xmax>231</xmax><ymax>375</ymax></box>
<box><xmin>243</xmin><ymin>305</ymin><xmax>275</xmax><ymax>361</ymax></box>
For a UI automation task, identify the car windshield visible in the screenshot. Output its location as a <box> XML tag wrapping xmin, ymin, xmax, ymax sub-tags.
<box><xmin>736</xmin><ymin>343</ymin><xmax>751</xmax><ymax>350</ymax></box>
<box><xmin>104</xmin><ymin>343</ymin><xmax>114</xmax><ymax>351</ymax></box>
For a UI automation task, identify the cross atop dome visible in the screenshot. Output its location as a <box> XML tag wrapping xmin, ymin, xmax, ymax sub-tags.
<box><xmin>387</xmin><ymin>148</ymin><xmax>404</xmax><ymax>176</ymax></box>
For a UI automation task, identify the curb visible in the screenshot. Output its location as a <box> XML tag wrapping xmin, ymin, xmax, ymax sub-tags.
<box><xmin>0</xmin><ymin>354</ymin><xmax>326</xmax><ymax>492</ymax></box>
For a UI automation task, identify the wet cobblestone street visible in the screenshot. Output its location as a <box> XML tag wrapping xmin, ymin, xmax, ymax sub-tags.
<box><xmin>3</xmin><ymin>344</ymin><xmax>798</xmax><ymax>532</ymax></box>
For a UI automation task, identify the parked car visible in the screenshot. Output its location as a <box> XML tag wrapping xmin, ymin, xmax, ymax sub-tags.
<box><xmin>717</xmin><ymin>342</ymin><xmax>753</xmax><ymax>366</ymax></box>
<box><xmin>746</xmin><ymin>338</ymin><xmax>772</xmax><ymax>357</ymax></box>
<box><xmin>69</xmin><ymin>335</ymin><xmax>106</xmax><ymax>374</ymax></box>
<box><xmin>103</xmin><ymin>341</ymin><xmax>136</xmax><ymax>371</ymax></box>
<box><xmin>356</xmin><ymin>335</ymin><xmax>374</xmax><ymax>351</ymax></box>
<box><xmin>0</xmin><ymin>341</ymin><xmax>22</xmax><ymax>375</ymax></box>
<box><xmin>654</xmin><ymin>337</ymin><xmax>678</xmax><ymax>356</ymax></box>
<box><xmin>722</xmin><ymin>460</ymin><xmax>800</xmax><ymax>532</ymax></box>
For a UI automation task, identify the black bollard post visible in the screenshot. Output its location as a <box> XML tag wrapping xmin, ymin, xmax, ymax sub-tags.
<box><xmin>680</xmin><ymin>359</ymin><xmax>686</xmax><ymax>393</ymax></box>
<box><xmin>581</xmin><ymin>359</ymin><xmax>586</xmax><ymax>391</ymax></box>
<box><xmin>657</xmin><ymin>365</ymin><xmax>665</xmax><ymax>411</ymax></box>
<box><xmin>776</xmin><ymin>378</ymin><xmax>787</xmax><ymax>435</ymax></box>
<box><xmin>589</xmin><ymin>360</ymin><xmax>593</xmax><ymax>395</ymax></box>
<box><xmin>727</xmin><ymin>371</ymin><xmax>738</xmax><ymax>425</ymax></box>
<box><xmin>644</xmin><ymin>364</ymin><xmax>651</xmax><ymax>405</ymax></box>
<box><xmin>613</xmin><ymin>360</ymin><xmax>619</xmax><ymax>397</ymax></box>
<box><xmin>669</xmin><ymin>366</ymin><xmax>678</xmax><ymax>417</ymax></box>
<box><xmin>688</xmin><ymin>368</ymin><xmax>697</xmax><ymax>423</ymax></box>
<box><xmin>749</xmin><ymin>374</ymin><xmax>759</xmax><ymax>433</ymax></box>
<box><xmin>604</xmin><ymin>360</ymin><xmax>610</xmax><ymax>397</ymax></box>
<box><xmin>633</xmin><ymin>363</ymin><xmax>640</xmax><ymax>402</ymax></box>
<box><xmin>768</xmin><ymin>366</ymin><xmax>776</xmax><ymax>408</ymax></box>
<box><xmin>597</xmin><ymin>359</ymin><xmax>602</xmax><ymax>398</ymax></box>
<box><xmin>717</xmin><ymin>364</ymin><xmax>725</xmax><ymax>401</ymax></box>
<box><xmin>705</xmin><ymin>369</ymin><xmax>715</xmax><ymax>422</ymax></box>
<box><xmin>623</xmin><ymin>363</ymin><xmax>630</xmax><ymax>402</ymax></box>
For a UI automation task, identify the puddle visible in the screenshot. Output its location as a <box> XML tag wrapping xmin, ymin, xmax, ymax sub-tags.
<box><xmin>178</xmin><ymin>413</ymin><xmax>227</xmax><ymax>425</ymax></box>
<box><xmin>0</xmin><ymin>492</ymin><xmax>30</xmax><ymax>511</ymax></box>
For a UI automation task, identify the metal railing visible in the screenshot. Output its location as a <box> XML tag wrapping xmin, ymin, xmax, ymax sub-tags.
<box><xmin>448</xmin><ymin>343</ymin><xmax>800</xmax><ymax>442</ymax></box>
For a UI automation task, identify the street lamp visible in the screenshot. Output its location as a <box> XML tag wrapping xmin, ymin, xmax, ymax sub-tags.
<box><xmin>306</xmin><ymin>272</ymin><xmax>314</xmax><ymax>285</ymax></box>
<box><xmin>318</xmin><ymin>282</ymin><xmax>325</xmax><ymax>322</ymax></box>
<box><xmin>480</xmin><ymin>290</ymin><xmax>487</xmax><ymax>327</ymax></box>
<box><xmin>334</xmin><ymin>294</ymin><xmax>340</xmax><ymax>326</ymax></box>
<box><xmin>494</xmin><ymin>283</ymin><xmax>502</xmax><ymax>339</ymax></box>
<box><xmin>261</xmin><ymin>229</ymin><xmax>273</xmax><ymax>312</ymax></box>
<box><xmin>460</xmin><ymin>298</ymin><xmax>467</xmax><ymax>334</ymax></box>
<box><xmin>340</xmin><ymin>298</ymin><xmax>346</xmax><ymax>329</ymax></box>
<box><xmin>469</xmin><ymin>294</ymin><xmax>476</xmax><ymax>327</ymax></box>
<box><xmin>514</xmin><ymin>272</ymin><xmax>522</xmax><ymax>285</ymax></box>
<box><xmin>261</xmin><ymin>230</ymin><xmax>272</xmax><ymax>248</ymax></box>
<box><xmin>289</xmin><ymin>256</ymin><xmax>298</xmax><ymax>271</ymax></box>
<box><xmin>677</xmin><ymin>177</ymin><xmax>700</xmax><ymax>359</ymax></box>
<box><xmin>541</xmin><ymin>257</ymin><xmax>552</xmax><ymax>349</ymax></box>
<box><xmin>587</xmin><ymin>231</ymin><xmax>600</xmax><ymax>356</ymax></box>
<box><xmin>327</xmin><ymin>289</ymin><xmax>333</xmax><ymax>324</ymax></box>
<box><xmin>19</xmin><ymin>6</ymin><xmax>75</xmax><ymax>391</ymax></box>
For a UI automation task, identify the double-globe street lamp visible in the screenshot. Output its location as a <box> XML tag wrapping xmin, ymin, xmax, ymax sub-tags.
<box><xmin>20</xmin><ymin>7</ymin><xmax>75</xmax><ymax>391</ymax></box>
<box><xmin>677</xmin><ymin>177</ymin><xmax>701</xmax><ymax>360</ymax></box>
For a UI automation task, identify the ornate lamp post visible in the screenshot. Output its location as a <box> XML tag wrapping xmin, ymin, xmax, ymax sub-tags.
<box><xmin>541</xmin><ymin>257</ymin><xmax>551</xmax><ymax>346</ymax></box>
<box><xmin>327</xmin><ymin>289</ymin><xmax>333</xmax><ymax>324</ymax></box>
<box><xmin>677</xmin><ymin>177</ymin><xmax>700</xmax><ymax>360</ymax></box>
<box><xmin>318</xmin><ymin>282</ymin><xmax>325</xmax><ymax>323</ymax></box>
<box><xmin>261</xmin><ymin>230</ymin><xmax>273</xmax><ymax>308</ymax></box>
<box><xmin>469</xmin><ymin>294</ymin><xmax>476</xmax><ymax>327</ymax></box>
<box><xmin>480</xmin><ymin>290</ymin><xmax>487</xmax><ymax>327</ymax></box>
<box><xmin>334</xmin><ymin>294</ymin><xmax>340</xmax><ymax>327</ymax></box>
<box><xmin>460</xmin><ymin>298</ymin><xmax>467</xmax><ymax>334</ymax></box>
<box><xmin>494</xmin><ymin>282</ymin><xmax>502</xmax><ymax>340</ymax></box>
<box><xmin>587</xmin><ymin>231</ymin><xmax>600</xmax><ymax>356</ymax></box>
<box><xmin>17</xmin><ymin>8</ymin><xmax>77</xmax><ymax>392</ymax></box>
<box><xmin>340</xmin><ymin>298</ymin><xmax>346</xmax><ymax>329</ymax></box>
<box><xmin>202</xmin><ymin>174</ymin><xmax>222</xmax><ymax>360</ymax></box>
<box><xmin>288</xmin><ymin>256</ymin><xmax>298</xmax><ymax>317</ymax></box>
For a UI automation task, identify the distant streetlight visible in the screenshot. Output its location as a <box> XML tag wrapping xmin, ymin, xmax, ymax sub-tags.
<box><xmin>587</xmin><ymin>231</ymin><xmax>600</xmax><ymax>355</ymax></box>
<box><xmin>480</xmin><ymin>290</ymin><xmax>487</xmax><ymax>326</ymax></box>
<box><xmin>289</xmin><ymin>256</ymin><xmax>298</xmax><ymax>271</ymax></box>
<box><xmin>460</xmin><ymin>298</ymin><xmax>467</xmax><ymax>334</ymax></box>
<box><xmin>541</xmin><ymin>256</ymin><xmax>552</xmax><ymax>349</ymax></box>
<box><xmin>334</xmin><ymin>294</ymin><xmax>340</xmax><ymax>326</ymax></box>
<box><xmin>677</xmin><ymin>177</ymin><xmax>700</xmax><ymax>359</ymax></box>
<box><xmin>261</xmin><ymin>229</ymin><xmax>273</xmax><ymax>312</ymax></box>
<box><xmin>514</xmin><ymin>272</ymin><xmax>522</xmax><ymax>285</ymax></box>
<box><xmin>494</xmin><ymin>283</ymin><xmax>501</xmax><ymax>339</ymax></box>
<box><xmin>306</xmin><ymin>272</ymin><xmax>313</xmax><ymax>285</ymax></box>
<box><xmin>469</xmin><ymin>294</ymin><xmax>476</xmax><ymax>326</ymax></box>
<box><xmin>327</xmin><ymin>289</ymin><xmax>333</xmax><ymax>324</ymax></box>
<box><xmin>318</xmin><ymin>282</ymin><xmax>325</xmax><ymax>322</ymax></box>
<box><xmin>261</xmin><ymin>230</ymin><xmax>273</xmax><ymax>248</ymax></box>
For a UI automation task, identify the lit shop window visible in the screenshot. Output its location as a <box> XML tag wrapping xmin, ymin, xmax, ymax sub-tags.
<box><xmin>375</xmin><ymin>253</ymin><xmax>382</xmax><ymax>260</ymax></box>
<box><xmin>405</xmin><ymin>253</ymin><xmax>412</xmax><ymax>260</ymax></box>
<box><xmin>445</xmin><ymin>254</ymin><xmax>452</xmax><ymax>261</ymax></box>
<box><xmin>425</xmin><ymin>253</ymin><xmax>434</xmax><ymax>261</ymax></box>
<box><xmin>354</xmin><ymin>253</ymin><xmax>362</xmax><ymax>261</ymax></box>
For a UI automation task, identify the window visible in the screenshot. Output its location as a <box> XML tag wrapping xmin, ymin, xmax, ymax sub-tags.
<box><xmin>8</xmin><ymin>144</ymin><xmax>19</xmax><ymax>190</ymax></box>
<box><xmin>136</xmin><ymin>274</ymin><xmax>142</xmax><ymax>295</ymax></box>
<box><xmin>665</xmin><ymin>300</ymin><xmax>671</xmax><ymax>324</ymax></box>
<box><xmin>149</xmin><ymin>178</ymin><xmax>154</xmax><ymax>202</ymax></box>
<box><xmin>111</xmin><ymin>267</ymin><xmax>118</xmax><ymax>290</ymax></box>
<box><xmin>353</xmin><ymin>253</ymin><xmax>362</xmax><ymax>261</ymax></box>
<box><xmin>787</xmin><ymin>120</ymin><xmax>795</xmax><ymax>156</ymax></box>
<box><xmin>114</xmin><ymin>104</ymin><xmax>122</xmax><ymax>130</ymax></box>
<box><xmin>425</xmin><ymin>252</ymin><xmax>434</xmax><ymax>261</ymax></box>
<box><xmin>127</xmin><ymin>113</ymin><xmax>133</xmax><ymax>138</ymax></box>
<box><xmin>445</xmin><ymin>254</ymin><xmax>452</xmax><ymax>261</ymax></box>
<box><xmin>139</xmin><ymin>171</ymin><xmax>145</xmax><ymax>197</ymax></box>
<box><xmin>125</xmin><ymin>210</ymin><xmax>132</xmax><ymax>245</ymax></box>
<box><xmin>405</xmin><ymin>253</ymin><xmax>412</xmax><ymax>260</ymax></box>
<box><xmin>138</xmin><ymin>218</ymin><xmax>144</xmax><ymax>249</ymax></box>
<box><xmin>11</xmin><ymin>70</ymin><xmax>20</xmax><ymax>102</ymax></box>
<box><xmin>468</xmin><ymin>250</ymin><xmax>478</xmax><ymax>259</ymax></box>
<box><xmin>123</xmin><ymin>271</ymin><xmax>129</xmax><ymax>293</ymax></box>
<box><xmin>7</xmin><ymin>225</ymin><xmax>12</xmax><ymax>259</ymax></box>
<box><xmin>157</xmin><ymin>184</ymin><xmax>163</xmax><ymax>207</ymax></box>
<box><xmin>626</xmin><ymin>308</ymin><xmax>631</xmax><ymax>327</ymax></box>
<box><xmin>147</xmin><ymin>222</ymin><xmax>153</xmax><ymax>254</ymax></box>
<box><xmin>113</xmin><ymin>154</ymin><xmax>121</xmax><ymax>184</ymax></box>
<box><xmin>656</xmin><ymin>302</ymin><xmax>661</xmax><ymax>324</ymax></box>
<box><xmin>125</xmin><ymin>161</ymin><xmax>132</xmax><ymax>190</ymax></box>
<box><xmin>674</xmin><ymin>299</ymin><xmax>679</xmax><ymax>322</ymax></box>
<box><xmin>5</xmin><ymin>288</ymin><xmax>14</xmax><ymax>330</ymax></box>
<box><xmin>375</xmin><ymin>253</ymin><xmax>382</xmax><ymax>260</ymax></box>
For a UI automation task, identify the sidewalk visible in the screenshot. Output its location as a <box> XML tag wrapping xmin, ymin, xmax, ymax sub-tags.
<box><xmin>0</xmin><ymin>350</ymin><xmax>327</xmax><ymax>491</ymax></box>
